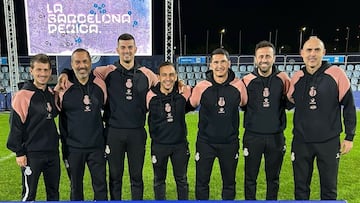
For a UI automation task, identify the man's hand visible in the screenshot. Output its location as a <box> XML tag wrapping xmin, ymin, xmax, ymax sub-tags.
<box><xmin>55</xmin><ymin>73</ymin><xmax>69</xmax><ymax>91</ymax></box>
<box><xmin>16</xmin><ymin>155</ymin><xmax>27</xmax><ymax>167</ymax></box>
<box><xmin>178</xmin><ymin>79</ymin><xmax>186</xmax><ymax>94</ymax></box>
<box><xmin>340</xmin><ymin>140</ymin><xmax>353</xmax><ymax>155</ymax></box>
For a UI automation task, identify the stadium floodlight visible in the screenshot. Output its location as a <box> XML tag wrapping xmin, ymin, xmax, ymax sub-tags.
<box><xmin>220</xmin><ymin>28</ymin><xmax>226</xmax><ymax>48</ymax></box>
<box><xmin>346</xmin><ymin>27</ymin><xmax>350</xmax><ymax>53</ymax></box>
<box><xmin>299</xmin><ymin>26</ymin><xmax>307</xmax><ymax>52</ymax></box>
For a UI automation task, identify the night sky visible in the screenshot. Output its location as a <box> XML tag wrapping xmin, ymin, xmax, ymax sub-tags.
<box><xmin>1</xmin><ymin>0</ymin><xmax>359</xmax><ymax>56</ymax></box>
<box><xmin>175</xmin><ymin>0</ymin><xmax>360</xmax><ymax>54</ymax></box>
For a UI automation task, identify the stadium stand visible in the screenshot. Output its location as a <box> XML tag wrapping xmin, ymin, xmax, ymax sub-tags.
<box><xmin>1</xmin><ymin>54</ymin><xmax>360</xmax><ymax>110</ymax></box>
<box><xmin>174</xmin><ymin>54</ymin><xmax>360</xmax><ymax>109</ymax></box>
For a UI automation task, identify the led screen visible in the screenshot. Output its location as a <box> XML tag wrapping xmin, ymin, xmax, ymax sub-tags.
<box><xmin>24</xmin><ymin>0</ymin><xmax>152</xmax><ymax>56</ymax></box>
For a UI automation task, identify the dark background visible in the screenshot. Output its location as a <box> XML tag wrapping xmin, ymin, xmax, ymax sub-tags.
<box><xmin>1</xmin><ymin>0</ymin><xmax>359</xmax><ymax>56</ymax></box>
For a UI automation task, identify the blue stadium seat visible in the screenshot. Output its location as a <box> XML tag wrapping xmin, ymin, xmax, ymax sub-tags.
<box><xmin>1</xmin><ymin>66</ymin><xmax>9</xmax><ymax>72</ymax></box>
<box><xmin>194</xmin><ymin>72</ymin><xmax>202</xmax><ymax>79</ymax></box>
<box><xmin>25</xmin><ymin>66</ymin><xmax>31</xmax><ymax>72</ymax></box>
<box><xmin>21</xmin><ymin>72</ymin><xmax>29</xmax><ymax>80</ymax></box>
<box><xmin>351</xmin><ymin>78</ymin><xmax>358</xmax><ymax>85</ymax></box>
<box><xmin>202</xmin><ymin>72</ymin><xmax>206</xmax><ymax>78</ymax></box>
<box><xmin>187</xmin><ymin>79</ymin><xmax>196</xmax><ymax>87</ymax></box>
<box><xmin>178</xmin><ymin>65</ymin><xmax>185</xmax><ymax>73</ymax></box>
<box><xmin>293</xmin><ymin>65</ymin><xmax>301</xmax><ymax>71</ymax></box>
<box><xmin>286</xmin><ymin>65</ymin><xmax>293</xmax><ymax>72</ymax></box>
<box><xmin>2</xmin><ymin>79</ymin><xmax>9</xmax><ymax>87</ymax></box>
<box><xmin>186</xmin><ymin>72</ymin><xmax>194</xmax><ymax>79</ymax></box>
<box><xmin>347</xmin><ymin>64</ymin><xmax>355</xmax><ymax>71</ymax></box>
<box><xmin>235</xmin><ymin>72</ymin><xmax>242</xmax><ymax>78</ymax></box>
<box><xmin>193</xmin><ymin>65</ymin><xmax>201</xmax><ymax>72</ymax></box>
<box><xmin>5</xmin><ymin>86</ymin><xmax>11</xmax><ymax>93</ymax></box>
<box><xmin>186</xmin><ymin>66</ymin><xmax>193</xmax><ymax>72</ymax></box>
<box><xmin>4</xmin><ymin>73</ymin><xmax>10</xmax><ymax>80</ymax></box>
<box><xmin>247</xmin><ymin>65</ymin><xmax>254</xmax><ymax>72</ymax></box>
<box><xmin>178</xmin><ymin>72</ymin><xmax>186</xmax><ymax>80</ymax></box>
<box><xmin>355</xmin><ymin>64</ymin><xmax>360</xmax><ymax>71</ymax></box>
<box><xmin>18</xmin><ymin>66</ymin><xmax>25</xmax><ymax>72</ymax></box>
<box><xmin>278</xmin><ymin>65</ymin><xmax>285</xmax><ymax>71</ymax></box>
<box><xmin>201</xmin><ymin>65</ymin><xmax>208</xmax><ymax>72</ymax></box>
<box><xmin>353</xmin><ymin>70</ymin><xmax>360</xmax><ymax>78</ymax></box>
<box><xmin>345</xmin><ymin>70</ymin><xmax>353</xmax><ymax>78</ymax></box>
<box><xmin>231</xmin><ymin>65</ymin><xmax>239</xmax><ymax>72</ymax></box>
<box><xmin>239</xmin><ymin>65</ymin><xmax>247</xmax><ymax>72</ymax></box>
<box><xmin>351</xmin><ymin>84</ymin><xmax>357</xmax><ymax>91</ymax></box>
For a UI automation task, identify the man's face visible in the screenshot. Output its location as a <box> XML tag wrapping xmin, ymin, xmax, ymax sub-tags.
<box><xmin>30</xmin><ymin>62</ymin><xmax>52</xmax><ymax>87</ymax></box>
<box><xmin>301</xmin><ymin>37</ymin><xmax>325</xmax><ymax>69</ymax></box>
<box><xmin>159</xmin><ymin>65</ymin><xmax>177</xmax><ymax>93</ymax></box>
<box><xmin>255</xmin><ymin>46</ymin><xmax>275</xmax><ymax>76</ymax></box>
<box><xmin>116</xmin><ymin>39</ymin><xmax>137</xmax><ymax>64</ymax></box>
<box><xmin>210</xmin><ymin>54</ymin><xmax>230</xmax><ymax>78</ymax></box>
<box><xmin>71</xmin><ymin>51</ymin><xmax>92</xmax><ymax>80</ymax></box>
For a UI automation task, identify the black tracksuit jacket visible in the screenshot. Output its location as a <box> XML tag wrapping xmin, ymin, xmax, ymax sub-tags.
<box><xmin>7</xmin><ymin>81</ymin><xmax>59</xmax><ymax>156</ymax></box>
<box><xmin>287</xmin><ymin>61</ymin><xmax>356</xmax><ymax>142</ymax></box>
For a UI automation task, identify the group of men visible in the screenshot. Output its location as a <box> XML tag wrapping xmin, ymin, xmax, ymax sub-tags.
<box><xmin>6</xmin><ymin>33</ymin><xmax>356</xmax><ymax>201</ymax></box>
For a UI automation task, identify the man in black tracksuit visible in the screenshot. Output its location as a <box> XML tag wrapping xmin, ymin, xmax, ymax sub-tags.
<box><xmin>7</xmin><ymin>54</ymin><xmax>60</xmax><ymax>201</ymax></box>
<box><xmin>287</xmin><ymin>36</ymin><xmax>357</xmax><ymax>200</ymax></box>
<box><xmin>56</xmin><ymin>49</ymin><xmax>108</xmax><ymax>200</ymax></box>
<box><xmin>146</xmin><ymin>62</ymin><xmax>193</xmax><ymax>200</ymax></box>
<box><xmin>58</xmin><ymin>34</ymin><xmax>158</xmax><ymax>200</ymax></box>
<box><xmin>242</xmin><ymin>40</ymin><xmax>293</xmax><ymax>200</ymax></box>
<box><xmin>95</xmin><ymin>34</ymin><xmax>158</xmax><ymax>200</ymax></box>
<box><xmin>189</xmin><ymin>48</ymin><xmax>248</xmax><ymax>200</ymax></box>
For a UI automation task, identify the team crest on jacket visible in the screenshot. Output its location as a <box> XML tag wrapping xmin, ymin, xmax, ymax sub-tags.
<box><xmin>83</xmin><ymin>95</ymin><xmax>91</xmax><ymax>112</ymax></box>
<box><xmin>218</xmin><ymin>97</ymin><xmax>225</xmax><ymax>113</ymax></box>
<box><xmin>195</xmin><ymin>152</ymin><xmax>200</xmax><ymax>161</ymax></box>
<box><xmin>263</xmin><ymin>87</ymin><xmax>270</xmax><ymax>97</ymax></box>
<box><xmin>309</xmin><ymin>86</ymin><xmax>317</xmax><ymax>97</ymax></box>
<box><xmin>291</xmin><ymin>152</ymin><xmax>295</xmax><ymax>161</ymax></box>
<box><xmin>263</xmin><ymin>88</ymin><xmax>270</xmax><ymax>108</ymax></box>
<box><xmin>309</xmin><ymin>86</ymin><xmax>317</xmax><ymax>110</ymax></box>
<box><xmin>46</xmin><ymin>102</ymin><xmax>52</xmax><ymax>119</ymax></box>
<box><xmin>152</xmin><ymin>155</ymin><xmax>157</xmax><ymax>164</ymax></box>
<box><xmin>105</xmin><ymin>145</ymin><xmax>110</xmax><ymax>154</ymax></box>
<box><xmin>243</xmin><ymin>148</ymin><xmax>249</xmax><ymax>156</ymax></box>
<box><xmin>126</xmin><ymin>78</ymin><xmax>133</xmax><ymax>100</ymax></box>
<box><xmin>64</xmin><ymin>159</ymin><xmax>70</xmax><ymax>168</ymax></box>
<box><xmin>165</xmin><ymin>103</ymin><xmax>174</xmax><ymax>122</ymax></box>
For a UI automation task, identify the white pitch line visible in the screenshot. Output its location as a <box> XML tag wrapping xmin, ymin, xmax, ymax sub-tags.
<box><xmin>0</xmin><ymin>153</ymin><xmax>15</xmax><ymax>162</ymax></box>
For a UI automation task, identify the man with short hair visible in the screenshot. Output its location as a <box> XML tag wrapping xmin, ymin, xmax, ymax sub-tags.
<box><xmin>58</xmin><ymin>33</ymin><xmax>158</xmax><ymax>200</ymax></box>
<box><xmin>288</xmin><ymin>36</ymin><xmax>357</xmax><ymax>200</ymax></box>
<box><xmin>189</xmin><ymin>48</ymin><xmax>248</xmax><ymax>200</ymax></box>
<box><xmin>242</xmin><ymin>40</ymin><xmax>292</xmax><ymax>200</ymax></box>
<box><xmin>146</xmin><ymin>61</ymin><xmax>192</xmax><ymax>200</ymax></box>
<box><xmin>56</xmin><ymin>48</ymin><xmax>108</xmax><ymax>200</ymax></box>
<box><xmin>7</xmin><ymin>53</ymin><xmax>60</xmax><ymax>201</ymax></box>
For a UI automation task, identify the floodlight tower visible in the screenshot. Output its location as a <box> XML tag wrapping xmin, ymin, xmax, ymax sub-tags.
<box><xmin>165</xmin><ymin>0</ymin><xmax>174</xmax><ymax>62</ymax></box>
<box><xmin>345</xmin><ymin>27</ymin><xmax>350</xmax><ymax>53</ymax></box>
<box><xmin>299</xmin><ymin>26</ymin><xmax>306</xmax><ymax>52</ymax></box>
<box><xmin>220</xmin><ymin>28</ymin><xmax>226</xmax><ymax>48</ymax></box>
<box><xmin>3</xmin><ymin>0</ymin><xmax>20</xmax><ymax>93</ymax></box>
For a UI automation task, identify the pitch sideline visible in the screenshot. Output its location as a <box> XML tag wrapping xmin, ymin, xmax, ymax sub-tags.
<box><xmin>0</xmin><ymin>153</ymin><xmax>15</xmax><ymax>162</ymax></box>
